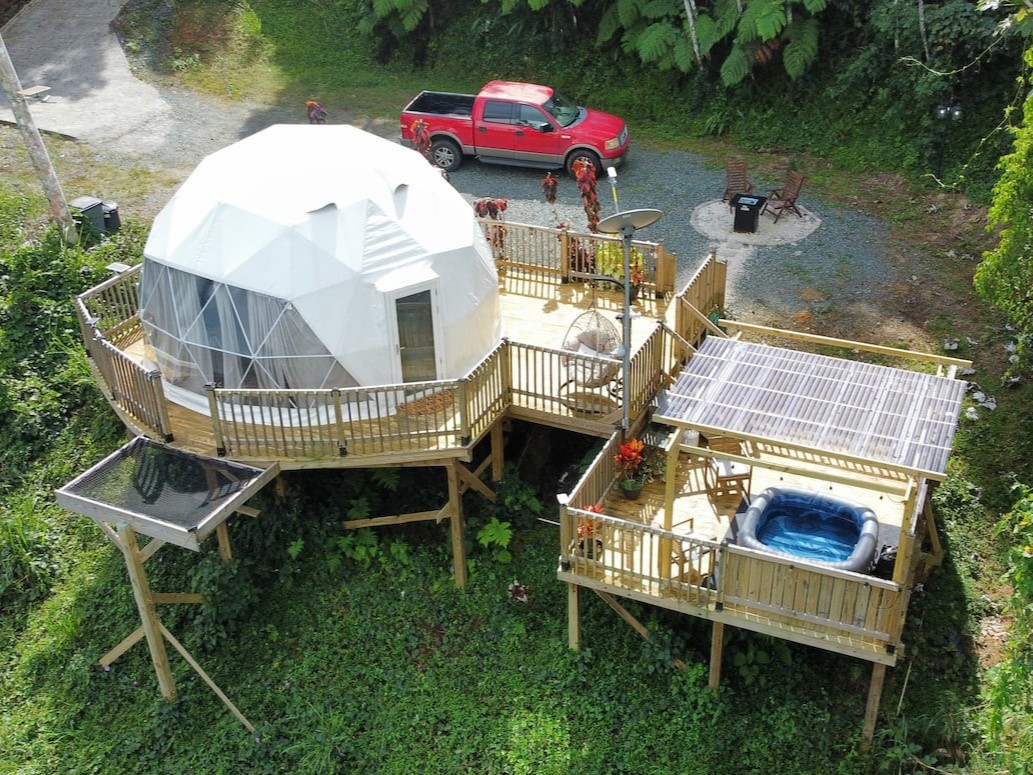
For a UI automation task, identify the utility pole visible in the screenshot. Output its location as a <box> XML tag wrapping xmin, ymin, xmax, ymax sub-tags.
<box><xmin>0</xmin><ymin>32</ymin><xmax>77</xmax><ymax>244</ymax></box>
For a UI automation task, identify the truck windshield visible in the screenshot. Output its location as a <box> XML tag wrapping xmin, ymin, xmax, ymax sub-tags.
<box><xmin>542</xmin><ymin>91</ymin><xmax>581</xmax><ymax>127</ymax></box>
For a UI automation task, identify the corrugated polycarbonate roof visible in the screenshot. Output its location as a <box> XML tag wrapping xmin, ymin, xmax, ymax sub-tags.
<box><xmin>653</xmin><ymin>337</ymin><xmax>967</xmax><ymax>478</ymax></box>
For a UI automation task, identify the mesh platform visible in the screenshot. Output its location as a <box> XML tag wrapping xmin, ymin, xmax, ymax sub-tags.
<box><xmin>56</xmin><ymin>436</ymin><xmax>278</xmax><ymax>550</ymax></box>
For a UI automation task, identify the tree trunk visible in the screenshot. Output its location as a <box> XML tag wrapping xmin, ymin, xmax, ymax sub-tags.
<box><xmin>683</xmin><ymin>0</ymin><xmax>702</xmax><ymax>65</ymax></box>
<box><xmin>0</xmin><ymin>33</ymin><xmax>77</xmax><ymax>244</ymax></box>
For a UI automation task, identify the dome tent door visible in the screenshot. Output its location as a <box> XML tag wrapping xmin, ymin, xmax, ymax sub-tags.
<box><xmin>393</xmin><ymin>287</ymin><xmax>440</xmax><ymax>383</ymax></box>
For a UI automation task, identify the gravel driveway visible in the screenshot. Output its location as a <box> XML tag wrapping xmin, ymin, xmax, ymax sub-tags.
<box><xmin>1</xmin><ymin>0</ymin><xmax>905</xmax><ymax>337</ymax></box>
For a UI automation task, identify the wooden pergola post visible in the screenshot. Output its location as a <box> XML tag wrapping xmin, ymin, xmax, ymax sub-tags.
<box><xmin>117</xmin><ymin>524</ymin><xmax>176</xmax><ymax>700</ymax></box>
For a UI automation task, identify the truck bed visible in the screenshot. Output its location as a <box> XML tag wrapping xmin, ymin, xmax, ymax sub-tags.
<box><xmin>404</xmin><ymin>91</ymin><xmax>475</xmax><ymax>117</ymax></box>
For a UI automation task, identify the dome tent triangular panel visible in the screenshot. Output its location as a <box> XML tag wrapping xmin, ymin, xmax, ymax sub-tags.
<box><xmin>139</xmin><ymin>124</ymin><xmax>501</xmax><ymax>416</ymax></box>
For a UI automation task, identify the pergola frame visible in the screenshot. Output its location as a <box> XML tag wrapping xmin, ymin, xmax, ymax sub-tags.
<box><xmin>648</xmin><ymin>321</ymin><xmax>969</xmax><ymax>741</ymax></box>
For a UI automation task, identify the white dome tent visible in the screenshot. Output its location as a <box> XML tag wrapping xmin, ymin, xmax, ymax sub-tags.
<box><xmin>139</xmin><ymin>124</ymin><xmax>501</xmax><ymax>418</ymax></box>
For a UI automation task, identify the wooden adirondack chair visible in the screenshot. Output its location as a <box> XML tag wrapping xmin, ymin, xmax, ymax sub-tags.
<box><xmin>762</xmin><ymin>170</ymin><xmax>806</xmax><ymax>223</ymax></box>
<box><xmin>722</xmin><ymin>159</ymin><xmax>754</xmax><ymax>202</ymax></box>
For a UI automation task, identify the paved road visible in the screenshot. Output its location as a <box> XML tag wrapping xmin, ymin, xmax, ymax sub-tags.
<box><xmin>0</xmin><ymin>0</ymin><xmax>310</xmax><ymax>167</ymax></box>
<box><xmin>0</xmin><ymin>0</ymin><xmax>172</xmax><ymax>152</ymax></box>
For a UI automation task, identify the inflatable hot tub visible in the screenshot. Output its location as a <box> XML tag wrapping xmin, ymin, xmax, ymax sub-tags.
<box><xmin>738</xmin><ymin>487</ymin><xmax>879</xmax><ymax>572</ymax></box>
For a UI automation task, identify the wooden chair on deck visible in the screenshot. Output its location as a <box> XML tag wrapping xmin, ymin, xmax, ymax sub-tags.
<box><xmin>762</xmin><ymin>170</ymin><xmax>806</xmax><ymax>223</ymax></box>
<box><xmin>722</xmin><ymin>159</ymin><xmax>754</xmax><ymax>202</ymax></box>
<box><xmin>704</xmin><ymin>436</ymin><xmax>753</xmax><ymax>502</ymax></box>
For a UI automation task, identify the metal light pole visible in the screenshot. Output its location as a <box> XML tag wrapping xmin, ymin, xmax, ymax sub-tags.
<box><xmin>597</xmin><ymin>208</ymin><xmax>663</xmax><ymax>430</ymax></box>
<box><xmin>935</xmin><ymin>96</ymin><xmax>962</xmax><ymax>180</ymax></box>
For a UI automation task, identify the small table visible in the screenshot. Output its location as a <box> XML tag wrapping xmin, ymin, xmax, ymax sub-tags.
<box><xmin>731</xmin><ymin>194</ymin><xmax>767</xmax><ymax>233</ymax></box>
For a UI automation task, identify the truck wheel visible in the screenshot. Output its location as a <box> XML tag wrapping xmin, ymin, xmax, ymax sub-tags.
<box><xmin>566</xmin><ymin>150</ymin><xmax>601</xmax><ymax>179</ymax></box>
<box><xmin>431</xmin><ymin>139</ymin><xmax>462</xmax><ymax>172</ymax></box>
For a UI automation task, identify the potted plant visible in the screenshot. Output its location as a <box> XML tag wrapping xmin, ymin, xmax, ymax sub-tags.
<box><xmin>594</xmin><ymin>241</ymin><xmax>646</xmax><ymax>299</ymax></box>
<box><xmin>614</xmin><ymin>437</ymin><xmax>646</xmax><ymax>500</ymax></box>
<box><xmin>474</xmin><ymin>197</ymin><xmax>508</xmax><ymax>274</ymax></box>
<box><xmin>577</xmin><ymin>503</ymin><xmax>604</xmax><ymax>558</ymax></box>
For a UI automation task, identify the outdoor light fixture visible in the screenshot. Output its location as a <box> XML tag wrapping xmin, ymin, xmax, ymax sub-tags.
<box><xmin>935</xmin><ymin>96</ymin><xmax>962</xmax><ymax>180</ymax></box>
<box><xmin>936</xmin><ymin>96</ymin><xmax>962</xmax><ymax>122</ymax></box>
<box><xmin>596</xmin><ymin>208</ymin><xmax>664</xmax><ymax>430</ymax></box>
<box><xmin>606</xmin><ymin>166</ymin><xmax>619</xmax><ymax>213</ymax></box>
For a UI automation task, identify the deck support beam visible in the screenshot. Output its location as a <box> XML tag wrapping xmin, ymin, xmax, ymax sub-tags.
<box><xmin>118</xmin><ymin>524</ymin><xmax>176</xmax><ymax>700</ymax></box>
<box><xmin>490</xmin><ymin>421</ymin><xmax>505</xmax><ymax>482</ymax></box>
<box><xmin>447</xmin><ymin>461</ymin><xmax>467</xmax><ymax>587</ymax></box>
<box><xmin>595</xmin><ymin>590</ymin><xmax>689</xmax><ymax>671</ymax></box>
<box><xmin>709</xmin><ymin>621</ymin><xmax>724</xmax><ymax>689</ymax></box>
<box><xmin>568</xmin><ymin>583</ymin><xmax>581</xmax><ymax>650</ymax></box>
<box><xmin>863</xmin><ymin>663</ymin><xmax>887</xmax><ymax>744</ymax></box>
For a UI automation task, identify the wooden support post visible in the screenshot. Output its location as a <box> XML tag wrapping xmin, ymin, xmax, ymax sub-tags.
<box><xmin>447</xmin><ymin>461</ymin><xmax>467</xmax><ymax>587</ymax></box>
<box><xmin>117</xmin><ymin>524</ymin><xmax>175</xmax><ymax>700</ymax></box>
<box><xmin>216</xmin><ymin>522</ymin><xmax>232</xmax><ymax>563</ymax></box>
<box><xmin>596</xmin><ymin>590</ymin><xmax>689</xmax><ymax>670</ymax></box>
<box><xmin>709</xmin><ymin>621</ymin><xmax>724</xmax><ymax>689</ymax></box>
<box><xmin>490</xmin><ymin>421</ymin><xmax>505</xmax><ymax>482</ymax></box>
<box><xmin>567</xmin><ymin>583</ymin><xmax>580</xmax><ymax>650</ymax></box>
<box><xmin>159</xmin><ymin>623</ymin><xmax>255</xmax><ymax>733</ymax></box>
<box><xmin>863</xmin><ymin>663</ymin><xmax>887</xmax><ymax>745</ymax></box>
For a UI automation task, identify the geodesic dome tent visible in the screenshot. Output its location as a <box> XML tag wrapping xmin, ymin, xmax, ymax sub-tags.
<box><xmin>139</xmin><ymin>124</ymin><xmax>501</xmax><ymax>416</ymax></box>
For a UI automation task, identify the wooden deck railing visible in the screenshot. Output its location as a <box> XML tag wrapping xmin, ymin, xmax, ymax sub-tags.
<box><xmin>559</xmin><ymin>506</ymin><xmax>720</xmax><ymax>609</ymax></box>
<box><xmin>720</xmin><ymin>544</ymin><xmax>902</xmax><ymax>652</ymax></box>
<box><xmin>92</xmin><ymin>336</ymin><xmax>173</xmax><ymax>441</ymax></box>
<box><xmin>206</xmin><ymin>343</ymin><xmax>512</xmax><ymax>462</ymax></box>
<box><xmin>672</xmin><ymin>253</ymin><xmax>726</xmax><ymax>352</ymax></box>
<box><xmin>481</xmin><ymin>220</ymin><xmax>676</xmax><ymax>297</ymax></box>
<box><xmin>558</xmin><ymin>502</ymin><xmax>903</xmax><ymax>654</ymax></box>
<box><xmin>74</xmin><ymin>222</ymin><xmax>719</xmax><ymax>463</ymax></box>
<box><xmin>76</xmin><ymin>265</ymin><xmax>142</xmax><ymax>338</ymax></box>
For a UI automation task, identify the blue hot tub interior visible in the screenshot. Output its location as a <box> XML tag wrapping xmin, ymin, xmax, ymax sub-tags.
<box><xmin>738</xmin><ymin>487</ymin><xmax>879</xmax><ymax>572</ymax></box>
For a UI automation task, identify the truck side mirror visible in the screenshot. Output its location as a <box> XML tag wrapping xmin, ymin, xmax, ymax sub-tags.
<box><xmin>538</xmin><ymin>123</ymin><xmax>554</xmax><ymax>133</ymax></box>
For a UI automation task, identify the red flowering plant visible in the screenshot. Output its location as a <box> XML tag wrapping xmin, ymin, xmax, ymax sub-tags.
<box><xmin>576</xmin><ymin>503</ymin><xmax>605</xmax><ymax>558</ymax></box>
<box><xmin>614</xmin><ymin>437</ymin><xmax>646</xmax><ymax>493</ymax></box>
<box><xmin>578</xmin><ymin>502</ymin><xmax>604</xmax><ymax>539</ymax></box>
<box><xmin>572</xmin><ymin>158</ymin><xmax>601</xmax><ymax>233</ymax></box>
<box><xmin>474</xmin><ymin>197</ymin><xmax>508</xmax><ymax>267</ymax></box>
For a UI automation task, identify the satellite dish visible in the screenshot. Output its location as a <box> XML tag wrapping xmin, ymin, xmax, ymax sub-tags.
<box><xmin>597</xmin><ymin>208</ymin><xmax>664</xmax><ymax>235</ymax></box>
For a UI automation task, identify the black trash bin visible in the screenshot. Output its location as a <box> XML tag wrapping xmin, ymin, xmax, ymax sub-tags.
<box><xmin>69</xmin><ymin>196</ymin><xmax>105</xmax><ymax>234</ymax></box>
<box><xmin>731</xmin><ymin>194</ymin><xmax>767</xmax><ymax>234</ymax></box>
<box><xmin>102</xmin><ymin>201</ymin><xmax>121</xmax><ymax>234</ymax></box>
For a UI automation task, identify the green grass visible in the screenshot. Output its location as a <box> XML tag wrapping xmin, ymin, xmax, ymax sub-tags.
<box><xmin>0</xmin><ymin>1</ymin><xmax>1030</xmax><ymax>772</ymax></box>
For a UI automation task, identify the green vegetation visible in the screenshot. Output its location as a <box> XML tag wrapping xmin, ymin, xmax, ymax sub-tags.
<box><xmin>2</xmin><ymin>1</ymin><xmax>1033</xmax><ymax>772</ymax></box>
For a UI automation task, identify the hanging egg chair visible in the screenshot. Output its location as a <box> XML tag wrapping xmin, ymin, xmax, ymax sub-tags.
<box><xmin>559</xmin><ymin>309</ymin><xmax>623</xmax><ymax>413</ymax></box>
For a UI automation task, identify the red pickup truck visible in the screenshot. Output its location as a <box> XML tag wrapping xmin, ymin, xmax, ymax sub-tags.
<box><xmin>399</xmin><ymin>80</ymin><xmax>630</xmax><ymax>178</ymax></box>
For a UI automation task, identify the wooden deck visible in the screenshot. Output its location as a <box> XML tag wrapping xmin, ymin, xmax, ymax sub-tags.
<box><xmin>78</xmin><ymin>215</ymin><xmax>701</xmax><ymax>466</ymax></box>
<box><xmin>74</xmin><ymin>226</ymin><xmax>967</xmax><ymax>739</ymax></box>
<box><xmin>554</xmin><ymin>416</ymin><xmax>948</xmax><ymax>671</ymax></box>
